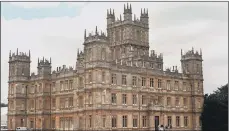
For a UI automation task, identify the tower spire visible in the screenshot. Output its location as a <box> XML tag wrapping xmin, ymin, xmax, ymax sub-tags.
<box><xmin>84</xmin><ymin>29</ymin><xmax>86</xmax><ymax>40</ymax></box>
<box><xmin>29</xmin><ymin>50</ymin><xmax>30</xmax><ymax>58</ymax></box>
<box><xmin>200</xmin><ymin>48</ymin><xmax>202</xmax><ymax>55</ymax></box>
<box><xmin>120</xmin><ymin>14</ymin><xmax>122</xmax><ymax>21</ymax></box>
<box><xmin>113</xmin><ymin>9</ymin><xmax>114</xmax><ymax>15</ymax></box>
<box><xmin>110</xmin><ymin>8</ymin><xmax>112</xmax><ymax>14</ymax></box>
<box><xmin>17</xmin><ymin>48</ymin><xmax>18</xmax><ymax>55</ymax></box>
<box><xmin>38</xmin><ymin>58</ymin><xmax>39</xmax><ymax>65</ymax></box>
<box><xmin>9</xmin><ymin>50</ymin><xmax>11</xmax><ymax>57</ymax></box>
<box><xmin>50</xmin><ymin>57</ymin><xmax>51</xmax><ymax>64</ymax></box>
<box><xmin>181</xmin><ymin>49</ymin><xmax>183</xmax><ymax>56</ymax></box>
<box><xmin>130</xmin><ymin>4</ymin><xmax>132</xmax><ymax>13</ymax></box>
<box><xmin>134</xmin><ymin>14</ymin><xmax>136</xmax><ymax>21</ymax></box>
<box><xmin>141</xmin><ymin>8</ymin><xmax>142</xmax><ymax>15</ymax></box>
<box><xmin>127</xmin><ymin>3</ymin><xmax>129</xmax><ymax>9</ymax></box>
<box><xmin>95</xmin><ymin>26</ymin><xmax>98</xmax><ymax>35</ymax></box>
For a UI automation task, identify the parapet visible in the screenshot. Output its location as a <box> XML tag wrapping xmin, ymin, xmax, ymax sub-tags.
<box><xmin>9</xmin><ymin>48</ymin><xmax>30</xmax><ymax>63</ymax></box>
<box><xmin>181</xmin><ymin>47</ymin><xmax>202</xmax><ymax>61</ymax></box>
<box><xmin>38</xmin><ymin>57</ymin><xmax>51</xmax><ymax>67</ymax></box>
<box><xmin>84</xmin><ymin>26</ymin><xmax>108</xmax><ymax>44</ymax></box>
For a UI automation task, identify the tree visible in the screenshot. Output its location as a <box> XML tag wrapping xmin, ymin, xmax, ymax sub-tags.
<box><xmin>201</xmin><ymin>84</ymin><xmax>228</xmax><ymax>131</ymax></box>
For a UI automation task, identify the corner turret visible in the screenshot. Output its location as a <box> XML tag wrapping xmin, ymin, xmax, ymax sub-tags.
<box><xmin>123</xmin><ymin>3</ymin><xmax>132</xmax><ymax>21</ymax></box>
<box><xmin>37</xmin><ymin>57</ymin><xmax>52</xmax><ymax>76</ymax></box>
<box><xmin>107</xmin><ymin>8</ymin><xmax>115</xmax><ymax>25</ymax></box>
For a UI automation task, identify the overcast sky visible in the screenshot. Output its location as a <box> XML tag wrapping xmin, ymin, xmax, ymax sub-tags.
<box><xmin>1</xmin><ymin>2</ymin><xmax>228</xmax><ymax>103</ymax></box>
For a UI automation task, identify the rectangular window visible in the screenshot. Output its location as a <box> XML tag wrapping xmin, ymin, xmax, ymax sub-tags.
<box><xmin>111</xmin><ymin>74</ymin><xmax>117</xmax><ymax>84</ymax></box>
<box><xmin>142</xmin><ymin>77</ymin><xmax>146</xmax><ymax>86</ymax></box>
<box><xmin>150</xmin><ymin>78</ymin><xmax>154</xmax><ymax>87</ymax></box>
<box><xmin>65</xmin><ymin>80</ymin><xmax>68</xmax><ymax>90</ymax></box>
<box><xmin>102</xmin><ymin>115</ymin><xmax>106</xmax><ymax>127</ymax></box>
<box><xmin>132</xmin><ymin>76</ymin><xmax>137</xmax><ymax>86</ymax></box>
<box><xmin>69</xmin><ymin>97</ymin><xmax>73</xmax><ymax>107</ymax></box>
<box><xmin>111</xmin><ymin>93</ymin><xmax>116</xmax><ymax>104</ymax></box>
<box><xmin>122</xmin><ymin>115</ymin><xmax>127</xmax><ymax>127</ymax></box>
<box><xmin>122</xmin><ymin>94</ymin><xmax>127</xmax><ymax>104</ymax></box>
<box><xmin>133</xmin><ymin>94</ymin><xmax>137</xmax><ymax>105</ymax></box>
<box><xmin>158</xmin><ymin>79</ymin><xmax>162</xmax><ymax>88</ymax></box>
<box><xmin>167</xmin><ymin>97</ymin><xmax>171</xmax><ymax>106</ymax></box>
<box><xmin>89</xmin><ymin>115</ymin><xmax>92</xmax><ymax>128</ymax></box>
<box><xmin>175</xmin><ymin>81</ymin><xmax>179</xmax><ymax>90</ymax></box>
<box><xmin>183</xmin><ymin>82</ymin><xmax>186</xmax><ymax>91</ymax></box>
<box><xmin>176</xmin><ymin>97</ymin><xmax>180</xmax><ymax>107</ymax></box>
<box><xmin>168</xmin><ymin>116</ymin><xmax>172</xmax><ymax>126</ymax></box>
<box><xmin>122</xmin><ymin>75</ymin><xmax>127</xmax><ymax>85</ymax></box>
<box><xmin>167</xmin><ymin>80</ymin><xmax>171</xmax><ymax>90</ymax></box>
<box><xmin>184</xmin><ymin>116</ymin><xmax>188</xmax><ymax>127</ymax></box>
<box><xmin>183</xmin><ymin>98</ymin><xmax>187</xmax><ymax>107</ymax></box>
<box><xmin>89</xmin><ymin>72</ymin><xmax>92</xmax><ymax>83</ymax></box>
<box><xmin>102</xmin><ymin>71</ymin><xmax>105</xmax><ymax>82</ymax></box>
<box><xmin>111</xmin><ymin>116</ymin><xmax>117</xmax><ymax>127</ymax></box>
<box><xmin>69</xmin><ymin>80</ymin><xmax>73</xmax><ymax>90</ymax></box>
<box><xmin>133</xmin><ymin>116</ymin><xmax>138</xmax><ymax>127</ymax></box>
<box><xmin>52</xmin><ymin>98</ymin><xmax>56</xmax><ymax>108</ymax></box>
<box><xmin>52</xmin><ymin>120</ymin><xmax>55</xmax><ymax>129</ymax></box>
<box><xmin>79</xmin><ymin>77</ymin><xmax>83</xmax><ymax>87</ymax></box>
<box><xmin>142</xmin><ymin>116</ymin><xmax>147</xmax><ymax>127</ymax></box>
<box><xmin>176</xmin><ymin>116</ymin><xmax>180</xmax><ymax>127</ymax></box>
<box><xmin>60</xmin><ymin>81</ymin><xmax>64</xmax><ymax>91</ymax></box>
<box><xmin>52</xmin><ymin>82</ymin><xmax>56</xmax><ymax>92</ymax></box>
<box><xmin>142</xmin><ymin>95</ymin><xmax>147</xmax><ymax>105</ymax></box>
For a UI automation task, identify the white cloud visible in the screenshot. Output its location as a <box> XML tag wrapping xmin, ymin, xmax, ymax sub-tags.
<box><xmin>1</xmin><ymin>2</ymin><xmax>228</xmax><ymax>103</ymax></box>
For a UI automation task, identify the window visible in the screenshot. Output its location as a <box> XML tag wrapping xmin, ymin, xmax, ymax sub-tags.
<box><xmin>183</xmin><ymin>98</ymin><xmax>187</xmax><ymax>107</ymax></box>
<box><xmin>52</xmin><ymin>82</ymin><xmax>56</xmax><ymax>92</ymax></box>
<box><xmin>60</xmin><ymin>81</ymin><xmax>64</xmax><ymax>91</ymax></box>
<box><xmin>111</xmin><ymin>93</ymin><xmax>116</xmax><ymax>104</ymax></box>
<box><xmin>79</xmin><ymin>96</ymin><xmax>83</xmax><ymax>108</ymax></box>
<box><xmin>167</xmin><ymin>97</ymin><xmax>171</xmax><ymax>106</ymax></box>
<box><xmin>102</xmin><ymin>71</ymin><xmax>105</xmax><ymax>82</ymax></box>
<box><xmin>133</xmin><ymin>116</ymin><xmax>138</xmax><ymax>127</ymax></box>
<box><xmin>183</xmin><ymin>82</ymin><xmax>186</xmax><ymax>91</ymax></box>
<box><xmin>184</xmin><ymin>116</ymin><xmax>188</xmax><ymax>127</ymax></box>
<box><xmin>102</xmin><ymin>115</ymin><xmax>106</xmax><ymax>127</ymax></box>
<box><xmin>79</xmin><ymin>77</ymin><xmax>83</xmax><ymax>87</ymax></box>
<box><xmin>133</xmin><ymin>95</ymin><xmax>137</xmax><ymax>105</ymax></box>
<box><xmin>122</xmin><ymin>115</ymin><xmax>127</xmax><ymax>127</ymax></box>
<box><xmin>88</xmin><ymin>93</ymin><xmax>92</xmax><ymax>104</ymax></box>
<box><xmin>69</xmin><ymin>97</ymin><xmax>73</xmax><ymax>107</ymax></box>
<box><xmin>158</xmin><ymin>79</ymin><xmax>162</xmax><ymax>88</ymax></box>
<box><xmin>142</xmin><ymin>116</ymin><xmax>147</xmax><ymax>127</ymax></box>
<box><xmin>65</xmin><ymin>98</ymin><xmax>69</xmax><ymax>108</ymax></box>
<box><xmin>88</xmin><ymin>72</ymin><xmax>92</xmax><ymax>83</ymax></box>
<box><xmin>122</xmin><ymin>75</ymin><xmax>127</xmax><ymax>85</ymax></box>
<box><xmin>111</xmin><ymin>116</ymin><xmax>117</xmax><ymax>127</ymax></box>
<box><xmin>176</xmin><ymin>116</ymin><xmax>180</xmax><ymax>127</ymax></box>
<box><xmin>122</xmin><ymin>94</ymin><xmax>127</xmax><ymax>105</ymax></box>
<box><xmin>115</xmin><ymin>30</ymin><xmax>119</xmax><ymax>41</ymax></box>
<box><xmin>175</xmin><ymin>81</ymin><xmax>179</xmax><ymax>90</ymax></box>
<box><xmin>65</xmin><ymin>80</ymin><xmax>68</xmax><ymax>90</ymax></box>
<box><xmin>166</xmin><ymin>80</ymin><xmax>171</xmax><ymax>90</ymax></box>
<box><xmin>111</xmin><ymin>74</ymin><xmax>117</xmax><ymax>84</ymax></box>
<box><xmin>142</xmin><ymin>95</ymin><xmax>147</xmax><ymax>105</ymax></box>
<box><xmin>167</xmin><ymin>116</ymin><xmax>172</xmax><ymax>126</ymax></box>
<box><xmin>89</xmin><ymin>115</ymin><xmax>92</xmax><ymax>128</ymax></box>
<box><xmin>88</xmin><ymin>48</ymin><xmax>92</xmax><ymax>61</ymax></box>
<box><xmin>132</xmin><ymin>76</ymin><xmax>137</xmax><ymax>86</ymax></box>
<box><xmin>150</xmin><ymin>78</ymin><xmax>154</xmax><ymax>87</ymax></box>
<box><xmin>52</xmin><ymin>119</ymin><xmax>55</xmax><ymax>129</ymax></box>
<box><xmin>150</xmin><ymin>63</ymin><xmax>154</xmax><ymax>68</ymax></box>
<box><xmin>52</xmin><ymin>98</ymin><xmax>56</xmax><ymax>108</ymax></box>
<box><xmin>101</xmin><ymin>48</ymin><xmax>106</xmax><ymax>60</ymax></box>
<box><xmin>197</xmin><ymin>64</ymin><xmax>200</xmax><ymax>73</ymax></box>
<box><xmin>69</xmin><ymin>80</ymin><xmax>73</xmax><ymax>90</ymax></box>
<box><xmin>142</xmin><ymin>77</ymin><xmax>146</xmax><ymax>87</ymax></box>
<box><xmin>175</xmin><ymin>97</ymin><xmax>180</xmax><ymax>107</ymax></box>
<box><xmin>158</xmin><ymin>64</ymin><xmax>162</xmax><ymax>69</ymax></box>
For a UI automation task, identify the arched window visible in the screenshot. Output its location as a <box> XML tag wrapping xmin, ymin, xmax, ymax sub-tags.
<box><xmin>101</xmin><ymin>48</ymin><xmax>106</xmax><ymax>60</ymax></box>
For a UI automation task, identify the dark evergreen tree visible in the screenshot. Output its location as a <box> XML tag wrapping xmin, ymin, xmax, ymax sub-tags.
<box><xmin>201</xmin><ymin>84</ymin><xmax>228</xmax><ymax>131</ymax></box>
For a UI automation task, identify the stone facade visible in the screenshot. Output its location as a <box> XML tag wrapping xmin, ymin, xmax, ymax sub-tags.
<box><xmin>7</xmin><ymin>3</ymin><xmax>204</xmax><ymax>131</ymax></box>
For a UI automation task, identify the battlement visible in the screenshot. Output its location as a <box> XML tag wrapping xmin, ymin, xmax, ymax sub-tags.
<box><xmin>38</xmin><ymin>57</ymin><xmax>51</xmax><ymax>67</ymax></box>
<box><xmin>149</xmin><ymin>50</ymin><xmax>163</xmax><ymax>61</ymax></box>
<box><xmin>9</xmin><ymin>48</ymin><xmax>30</xmax><ymax>63</ymax></box>
<box><xmin>181</xmin><ymin>47</ymin><xmax>202</xmax><ymax>61</ymax></box>
<box><xmin>84</xmin><ymin>26</ymin><xmax>108</xmax><ymax>44</ymax></box>
<box><xmin>107</xmin><ymin>3</ymin><xmax>148</xmax><ymax>27</ymax></box>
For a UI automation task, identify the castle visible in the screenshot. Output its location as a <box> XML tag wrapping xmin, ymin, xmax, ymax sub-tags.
<box><xmin>7</xmin><ymin>3</ymin><xmax>204</xmax><ymax>131</ymax></box>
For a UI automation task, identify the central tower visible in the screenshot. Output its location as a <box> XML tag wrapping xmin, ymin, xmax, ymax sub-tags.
<box><xmin>106</xmin><ymin>3</ymin><xmax>149</xmax><ymax>60</ymax></box>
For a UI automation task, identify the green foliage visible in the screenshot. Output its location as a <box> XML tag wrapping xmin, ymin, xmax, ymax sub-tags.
<box><xmin>1</xmin><ymin>103</ymin><xmax>8</xmax><ymax>107</ymax></box>
<box><xmin>201</xmin><ymin>84</ymin><xmax>228</xmax><ymax>131</ymax></box>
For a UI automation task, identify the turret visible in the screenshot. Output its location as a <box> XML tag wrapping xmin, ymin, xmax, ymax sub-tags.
<box><xmin>123</xmin><ymin>3</ymin><xmax>132</xmax><ymax>21</ymax></box>
<box><xmin>8</xmin><ymin>48</ymin><xmax>31</xmax><ymax>82</ymax></box>
<box><xmin>107</xmin><ymin>8</ymin><xmax>115</xmax><ymax>25</ymax></box>
<box><xmin>181</xmin><ymin>48</ymin><xmax>203</xmax><ymax>76</ymax></box>
<box><xmin>140</xmin><ymin>8</ymin><xmax>149</xmax><ymax>25</ymax></box>
<box><xmin>37</xmin><ymin>57</ymin><xmax>52</xmax><ymax>76</ymax></box>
